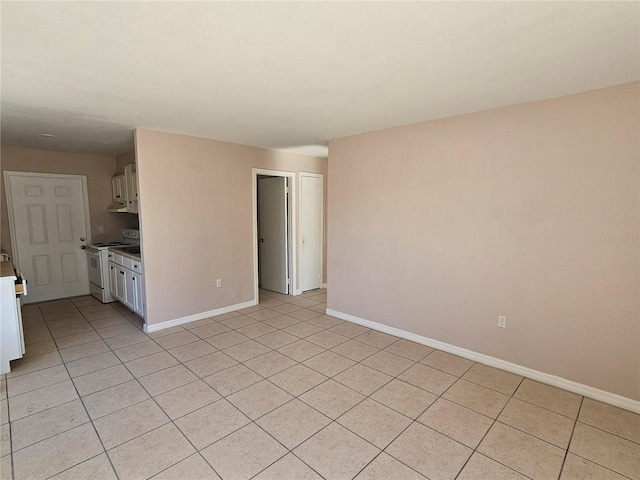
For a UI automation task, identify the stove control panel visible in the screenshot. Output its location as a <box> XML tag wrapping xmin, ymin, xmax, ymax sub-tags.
<box><xmin>122</xmin><ymin>229</ymin><xmax>140</xmax><ymax>241</ymax></box>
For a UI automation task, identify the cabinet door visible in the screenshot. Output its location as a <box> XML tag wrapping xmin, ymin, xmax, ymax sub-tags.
<box><xmin>132</xmin><ymin>272</ymin><xmax>144</xmax><ymax>316</ymax></box>
<box><xmin>124</xmin><ymin>164</ymin><xmax>137</xmax><ymax>214</ymax></box>
<box><xmin>125</xmin><ymin>269</ymin><xmax>135</xmax><ymax>310</ymax></box>
<box><xmin>109</xmin><ymin>261</ymin><xmax>118</xmax><ymax>299</ymax></box>
<box><xmin>116</xmin><ymin>266</ymin><xmax>127</xmax><ymax>302</ymax></box>
<box><xmin>111</xmin><ymin>177</ymin><xmax>121</xmax><ymax>202</ymax></box>
<box><xmin>118</xmin><ymin>175</ymin><xmax>128</xmax><ymax>205</ymax></box>
<box><xmin>128</xmin><ymin>172</ymin><xmax>139</xmax><ymax>214</ymax></box>
<box><xmin>112</xmin><ymin>175</ymin><xmax>126</xmax><ymax>202</ymax></box>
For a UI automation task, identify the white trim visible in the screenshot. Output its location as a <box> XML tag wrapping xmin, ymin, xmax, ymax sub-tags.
<box><xmin>252</xmin><ymin>168</ymin><xmax>298</xmax><ymax>301</ymax></box>
<box><xmin>327</xmin><ymin>308</ymin><xmax>640</xmax><ymax>414</ymax></box>
<box><xmin>144</xmin><ymin>299</ymin><xmax>257</xmax><ymax>333</ymax></box>
<box><xmin>299</xmin><ymin>172</ymin><xmax>324</xmax><ymax>292</ymax></box>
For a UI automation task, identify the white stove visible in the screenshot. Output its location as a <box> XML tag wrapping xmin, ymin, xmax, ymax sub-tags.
<box><xmin>87</xmin><ymin>229</ymin><xmax>140</xmax><ymax>302</ymax></box>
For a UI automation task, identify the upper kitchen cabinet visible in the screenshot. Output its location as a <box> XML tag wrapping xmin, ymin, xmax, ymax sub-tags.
<box><xmin>108</xmin><ymin>163</ymin><xmax>138</xmax><ymax>214</ymax></box>
<box><xmin>108</xmin><ymin>173</ymin><xmax>128</xmax><ymax>212</ymax></box>
<box><xmin>125</xmin><ymin>163</ymin><xmax>139</xmax><ymax>214</ymax></box>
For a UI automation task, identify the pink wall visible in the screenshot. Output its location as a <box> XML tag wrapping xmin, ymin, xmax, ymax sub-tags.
<box><xmin>135</xmin><ymin>129</ymin><xmax>327</xmax><ymax>325</ymax></box>
<box><xmin>0</xmin><ymin>145</ymin><xmax>133</xmax><ymax>260</ymax></box>
<box><xmin>327</xmin><ymin>83</ymin><xmax>639</xmax><ymax>400</ymax></box>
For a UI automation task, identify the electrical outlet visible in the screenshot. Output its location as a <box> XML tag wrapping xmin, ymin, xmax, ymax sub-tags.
<box><xmin>497</xmin><ymin>315</ymin><xmax>507</xmax><ymax>328</ymax></box>
<box><xmin>98</xmin><ymin>225</ymin><xmax>104</xmax><ymax>234</ymax></box>
<box><xmin>216</xmin><ymin>279</ymin><xmax>222</xmax><ymax>288</ymax></box>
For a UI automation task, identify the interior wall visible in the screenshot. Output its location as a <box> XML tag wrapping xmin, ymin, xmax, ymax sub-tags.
<box><xmin>327</xmin><ymin>82</ymin><xmax>639</xmax><ymax>400</ymax></box>
<box><xmin>115</xmin><ymin>150</ymin><xmax>135</xmax><ymax>174</ymax></box>
<box><xmin>135</xmin><ymin>129</ymin><xmax>327</xmax><ymax>326</ymax></box>
<box><xmin>0</xmin><ymin>145</ymin><xmax>132</xmax><ymax>261</ymax></box>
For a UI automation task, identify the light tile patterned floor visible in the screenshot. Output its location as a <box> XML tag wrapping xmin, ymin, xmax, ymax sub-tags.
<box><xmin>1</xmin><ymin>289</ymin><xmax>638</xmax><ymax>480</ymax></box>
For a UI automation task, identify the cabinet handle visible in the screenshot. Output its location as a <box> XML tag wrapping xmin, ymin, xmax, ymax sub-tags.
<box><xmin>134</xmin><ymin>265</ymin><xmax>137</xmax><ymax>268</ymax></box>
<box><xmin>110</xmin><ymin>266</ymin><xmax>114</xmax><ymax>269</ymax></box>
<box><xmin>120</xmin><ymin>271</ymin><xmax>124</xmax><ymax>274</ymax></box>
<box><xmin>132</xmin><ymin>277</ymin><xmax>135</xmax><ymax>281</ymax></box>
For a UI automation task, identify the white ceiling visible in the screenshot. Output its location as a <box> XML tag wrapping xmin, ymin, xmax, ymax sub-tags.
<box><xmin>1</xmin><ymin>2</ymin><xmax>638</xmax><ymax>157</ymax></box>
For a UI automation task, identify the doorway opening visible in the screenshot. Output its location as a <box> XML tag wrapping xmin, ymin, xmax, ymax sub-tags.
<box><xmin>252</xmin><ymin>169</ymin><xmax>296</xmax><ymax>303</ymax></box>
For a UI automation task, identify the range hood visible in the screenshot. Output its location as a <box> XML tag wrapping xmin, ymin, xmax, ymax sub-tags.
<box><xmin>107</xmin><ymin>201</ymin><xmax>128</xmax><ymax>213</ymax></box>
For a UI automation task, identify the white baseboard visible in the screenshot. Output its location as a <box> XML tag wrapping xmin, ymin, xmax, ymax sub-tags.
<box><xmin>321</xmin><ymin>283</ymin><xmax>327</xmax><ymax>289</ymax></box>
<box><xmin>326</xmin><ymin>308</ymin><xmax>640</xmax><ymax>414</ymax></box>
<box><xmin>144</xmin><ymin>299</ymin><xmax>257</xmax><ymax>333</ymax></box>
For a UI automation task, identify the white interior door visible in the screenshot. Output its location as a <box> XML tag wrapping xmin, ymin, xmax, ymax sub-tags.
<box><xmin>5</xmin><ymin>172</ymin><xmax>91</xmax><ymax>303</ymax></box>
<box><xmin>301</xmin><ymin>174</ymin><xmax>323</xmax><ymax>291</ymax></box>
<box><xmin>258</xmin><ymin>176</ymin><xmax>288</xmax><ymax>294</ymax></box>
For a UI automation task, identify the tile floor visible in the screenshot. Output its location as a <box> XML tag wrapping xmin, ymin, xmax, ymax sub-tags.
<box><xmin>0</xmin><ymin>289</ymin><xmax>638</xmax><ymax>480</ymax></box>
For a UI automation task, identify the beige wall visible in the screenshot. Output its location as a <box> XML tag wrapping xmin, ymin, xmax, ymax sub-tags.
<box><xmin>327</xmin><ymin>83</ymin><xmax>639</xmax><ymax>400</ymax></box>
<box><xmin>115</xmin><ymin>150</ymin><xmax>135</xmax><ymax>174</ymax></box>
<box><xmin>1</xmin><ymin>145</ymin><xmax>133</xmax><ymax>260</ymax></box>
<box><xmin>135</xmin><ymin>129</ymin><xmax>327</xmax><ymax>325</ymax></box>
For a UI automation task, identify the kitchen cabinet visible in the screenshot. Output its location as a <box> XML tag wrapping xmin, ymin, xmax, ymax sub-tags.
<box><xmin>109</xmin><ymin>260</ymin><xmax>129</xmax><ymax>306</ymax></box>
<box><xmin>109</xmin><ymin>163</ymin><xmax>138</xmax><ymax>214</ymax></box>
<box><xmin>1</xmin><ymin>261</ymin><xmax>26</xmax><ymax>374</ymax></box>
<box><xmin>117</xmin><ymin>267</ymin><xmax>128</xmax><ymax>304</ymax></box>
<box><xmin>109</xmin><ymin>261</ymin><xmax>118</xmax><ymax>300</ymax></box>
<box><xmin>111</xmin><ymin>174</ymin><xmax>126</xmax><ymax>203</ymax></box>
<box><xmin>108</xmin><ymin>174</ymin><xmax>128</xmax><ymax>212</ymax></box>
<box><xmin>108</xmin><ymin>251</ymin><xmax>145</xmax><ymax>318</ymax></box>
<box><xmin>132</xmin><ymin>271</ymin><xmax>144</xmax><ymax>315</ymax></box>
<box><xmin>124</xmin><ymin>268</ymin><xmax>135</xmax><ymax>309</ymax></box>
<box><xmin>125</xmin><ymin>164</ymin><xmax>139</xmax><ymax>214</ymax></box>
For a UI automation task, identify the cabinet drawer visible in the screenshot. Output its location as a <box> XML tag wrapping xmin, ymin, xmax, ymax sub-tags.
<box><xmin>122</xmin><ymin>256</ymin><xmax>134</xmax><ymax>270</ymax></box>
<box><xmin>132</xmin><ymin>260</ymin><xmax>142</xmax><ymax>272</ymax></box>
<box><xmin>113</xmin><ymin>253</ymin><xmax>124</xmax><ymax>266</ymax></box>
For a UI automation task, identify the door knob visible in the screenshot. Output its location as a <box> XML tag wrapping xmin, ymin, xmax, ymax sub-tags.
<box><xmin>81</xmin><ymin>245</ymin><xmax>86</xmax><ymax>249</ymax></box>
<box><xmin>80</xmin><ymin>237</ymin><xmax>85</xmax><ymax>241</ymax></box>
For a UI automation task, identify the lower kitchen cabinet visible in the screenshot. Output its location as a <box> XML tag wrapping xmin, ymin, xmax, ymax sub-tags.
<box><xmin>117</xmin><ymin>268</ymin><xmax>128</xmax><ymax>304</ymax></box>
<box><xmin>109</xmin><ymin>261</ymin><xmax>119</xmax><ymax>300</ymax></box>
<box><xmin>109</xmin><ymin>255</ymin><xmax>145</xmax><ymax>318</ymax></box>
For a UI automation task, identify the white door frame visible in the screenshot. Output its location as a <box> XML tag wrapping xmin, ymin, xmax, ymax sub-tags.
<box><xmin>252</xmin><ymin>168</ymin><xmax>297</xmax><ymax>301</ymax></box>
<box><xmin>4</xmin><ymin>171</ymin><xmax>93</xmax><ymax>295</ymax></box>
<box><xmin>299</xmin><ymin>172</ymin><xmax>324</xmax><ymax>291</ymax></box>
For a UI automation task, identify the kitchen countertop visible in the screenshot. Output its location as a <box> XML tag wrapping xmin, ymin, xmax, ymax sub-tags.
<box><xmin>1</xmin><ymin>261</ymin><xmax>24</xmax><ymax>294</ymax></box>
<box><xmin>108</xmin><ymin>246</ymin><xmax>142</xmax><ymax>261</ymax></box>
<box><xmin>1</xmin><ymin>261</ymin><xmax>16</xmax><ymax>279</ymax></box>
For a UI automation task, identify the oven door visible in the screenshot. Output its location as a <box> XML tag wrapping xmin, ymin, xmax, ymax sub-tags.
<box><xmin>87</xmin><ymin>249</ymin><xmax>104</xmax><ymax>288</ymax></box>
